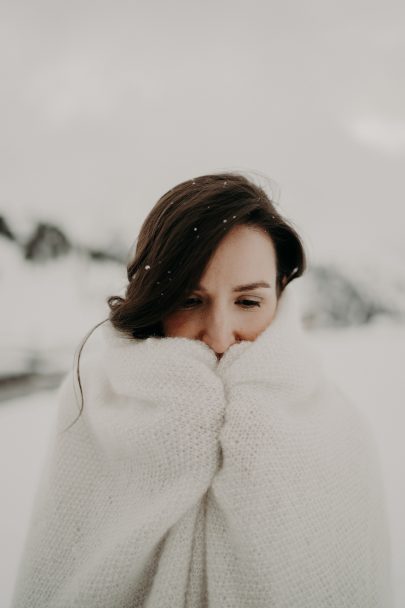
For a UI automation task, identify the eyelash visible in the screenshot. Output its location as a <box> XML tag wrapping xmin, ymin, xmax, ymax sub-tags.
<box><xmin>179</xmin><ymin>298</ymin><xmax>261</xmax><ymax>310</ymax></box>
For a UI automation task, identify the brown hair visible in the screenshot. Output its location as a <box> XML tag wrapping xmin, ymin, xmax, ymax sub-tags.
<box><xmin>65</xmin><ymin>171</ymin><xmax>306</xmax><ymax>432</ymax></box>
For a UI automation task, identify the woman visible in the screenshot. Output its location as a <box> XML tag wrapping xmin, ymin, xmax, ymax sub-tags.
<box><xmin>12</xmin><ymin>172</ymin><xmax>392</xmax><ymax>607</ymax></box>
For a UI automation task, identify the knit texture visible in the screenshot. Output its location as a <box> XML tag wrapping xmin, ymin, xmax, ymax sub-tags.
<box><xmin>11</xmin><ymin>286</ymin><xmax>392</xmax><ymax>607</ymax></box>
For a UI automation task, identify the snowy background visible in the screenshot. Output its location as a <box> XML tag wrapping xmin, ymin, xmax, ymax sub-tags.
<box><xmin>1</xmin><ymin>0</ymin><xmax>404</xmax><ymax>606</ymax></box>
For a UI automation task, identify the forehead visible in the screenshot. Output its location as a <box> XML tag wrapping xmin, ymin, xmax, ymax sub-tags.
<box><xmin>201</xmin><ymin>225</ymin><xmax>277</xmax><ymax>282</ymax></box>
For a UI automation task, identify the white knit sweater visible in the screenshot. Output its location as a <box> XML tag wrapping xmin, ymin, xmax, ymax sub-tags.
<box><xmin>11</xmin><ymin>287</ymin><xmax>392</xmax><ymax>607</ymax></box>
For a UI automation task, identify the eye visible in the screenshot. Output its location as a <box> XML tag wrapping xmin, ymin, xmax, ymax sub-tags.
<box><xmin>238</xmin><ymin>299</ymin><xmax>261</xmax><ymax>309</ymax></box>
<box><xmin>179</xmin><ymin>297</ymin><xmax>201</xmax><ymax>309</ymax></box>
<box><xmin>179</xmin><ymin>298</ymin><xmax>261</xmax><ymax>310</ymax></box>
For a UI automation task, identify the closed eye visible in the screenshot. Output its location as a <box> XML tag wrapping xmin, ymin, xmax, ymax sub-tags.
<box><xmin>237</xmin><ymin>299</ymin><xmax>261</xmax><ymax>308</ymax></box>
<box><xmin>179</xmin><ymin>298</ymin><xmax>261</xmax><ymax>310</ymax></box>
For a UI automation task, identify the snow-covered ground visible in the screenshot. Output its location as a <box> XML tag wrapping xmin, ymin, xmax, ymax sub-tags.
<box><xmin>1</xmin><ymin>321</ymin><xmax>404</xmax><ymax>608</ymax></box>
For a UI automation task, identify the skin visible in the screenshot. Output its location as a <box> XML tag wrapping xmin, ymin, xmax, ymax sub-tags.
<box><xmin>162</xmin><ymin>224</ymin><xmax>285</xmax><ymax>360</ymax></box>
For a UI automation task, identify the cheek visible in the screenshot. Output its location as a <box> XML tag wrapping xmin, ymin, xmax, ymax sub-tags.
<box><xmin>254</xmin><ymin>296</ymin><xmax>278</xmax><ymax>326</ymax></box>
<box><xmin>266</xmin><ymin>298</ymin><xmax>279</xmax><ymax>326</ymax></box>
<box><xmin>162</xmin><ymin>313</ymin><xmax>195</xmax><ymax>338</ymax></box>
<box><xmin>228</xmin><ymin>299</ymin><xmax>277</xmax><ymax>340</ymax></box>
<box><xmin>242</xmin><ymin>309</ymin><xmax>276</xmax><ymax>339</ymax></box>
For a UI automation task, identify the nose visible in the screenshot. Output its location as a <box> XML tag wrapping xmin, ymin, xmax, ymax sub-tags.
<box><xmin>200</xmin><ymin>311</ymin><xmax>240</xmax><ymax>359</ymax></box>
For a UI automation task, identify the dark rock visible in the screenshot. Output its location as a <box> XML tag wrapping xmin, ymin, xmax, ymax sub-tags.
<box><xmin>24</xmin><ymin>222</ymin><xmax>72</xmax><ymax>261</ymax></box>
<box><xmin>301</xmin><ymin>264</ymin><xmax>397</xmax><ymax>328</ymax></box>
<box><xmin>0</xmin><ymin>215</ymin><xmax>15</xmax><ymax>241</ymax></box>
<box><xmin>86</xmin><ymin>247</ymin><xmax>125</xmax><ymax>264</ymax></box>
<box><xmin>0</xmin><ymin>372</ymin><xmax>65</xmax><ymax>402</ymax></box>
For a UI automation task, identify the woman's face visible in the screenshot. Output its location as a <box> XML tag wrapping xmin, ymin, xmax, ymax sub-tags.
<box><xmin>162</xmin><ymin>224</ymin><xmax>281</xmax><ymax>360</ymax></box>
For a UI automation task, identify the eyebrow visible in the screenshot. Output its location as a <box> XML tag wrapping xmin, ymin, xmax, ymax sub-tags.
<box><xmin>196</xmin><ymin>281</ymin><xmax>271</xmax><ymax>293</ymax></box>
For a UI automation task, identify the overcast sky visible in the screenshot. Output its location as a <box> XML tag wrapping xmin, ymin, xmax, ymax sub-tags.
<box><xmin>1</xmin><ymin>0</ymin><xmax>404</xmax><ymax>263</ymax></box>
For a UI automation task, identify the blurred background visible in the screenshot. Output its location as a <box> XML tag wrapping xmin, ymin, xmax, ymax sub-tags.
<box><xmin>1</xmin><ymin>1</ymin><xmax>404</xmax><ymax>606</ymax></box>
